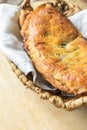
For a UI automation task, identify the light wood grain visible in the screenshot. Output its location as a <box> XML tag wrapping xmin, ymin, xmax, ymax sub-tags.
<box><xmin>0</xmin><ymin>51</ymin><xmax>87</xmax><ymax>130</ymax></box>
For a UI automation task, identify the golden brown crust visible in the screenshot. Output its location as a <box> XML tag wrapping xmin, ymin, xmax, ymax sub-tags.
<box><xmin>21</xmin><ymin>3</ymin><xmax>87</xmax><ymax>95</ymax></box>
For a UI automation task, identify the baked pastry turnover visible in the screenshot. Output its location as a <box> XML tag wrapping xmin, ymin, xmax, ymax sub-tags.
<box><xmin>21</xmin><ymin>3</ymin><xmax>87</xmax><ymax>95</ymax></box>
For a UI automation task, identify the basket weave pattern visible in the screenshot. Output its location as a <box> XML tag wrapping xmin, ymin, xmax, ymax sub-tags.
<box><xmin>10</xmin><ymin>0</ymin><xmax>87</xmax><ymax>110</ymax></box>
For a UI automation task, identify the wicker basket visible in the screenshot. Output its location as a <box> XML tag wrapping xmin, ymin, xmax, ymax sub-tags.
<box><xmin>10</xmin><ymin>0</ymin><xmax>87</xmax><ymax>110</ymax></box>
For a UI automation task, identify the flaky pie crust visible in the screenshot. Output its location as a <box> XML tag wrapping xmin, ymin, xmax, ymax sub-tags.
<box><xmin>21</xmin><ymin>3</ymin><xmax>87</xmax><ymax>95</ymax></box>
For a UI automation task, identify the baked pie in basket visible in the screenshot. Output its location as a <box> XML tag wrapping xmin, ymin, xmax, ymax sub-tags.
<box><xmin>11</xmin><ymin>0</ymin><xmax>87</xmax><ymax>110</ymax></box>
<box><xmin>20</xmin><ymin>2</ymin><xmax>87</xmax><ymax>96</ymax></box>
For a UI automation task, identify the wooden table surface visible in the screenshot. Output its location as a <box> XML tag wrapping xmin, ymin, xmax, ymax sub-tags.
<box><xmin>0</xmin><ymin>0</ymin><xmax>87</xmax><ymax>130</ymax></box>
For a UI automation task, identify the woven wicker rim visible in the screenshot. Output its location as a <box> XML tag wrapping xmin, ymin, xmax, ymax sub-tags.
<box><xmin>10</xmin><ymin>0</ymin><xmax>87</xmax><ymax>110</ymax></box>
